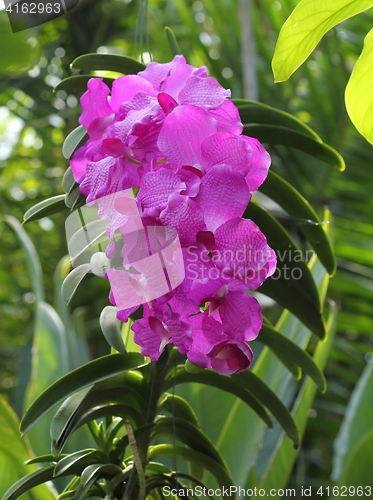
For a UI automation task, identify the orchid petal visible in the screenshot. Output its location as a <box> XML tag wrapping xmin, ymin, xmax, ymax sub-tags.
<box><xmin>187</xmin><ymin>313</ymin><xmax>223</xmax><ymax>369</ymax></box>
<box><xmin>209</xmin><ymin>100</ymin><xmax>243</xmax><ymax>135</ymax></box>
<box><xmin>110</xmin><ymin>75</ymin><xmax>156</xmax><ymax>113</ymax></box>
<box><xmin>243</xmin><ymin>136</ymin><xmax>271</xmax><ymax>191</ymax></box>
<box><xmin>215</xmin><ymin>289</ymin><xmax>262</xmax><ymax>340</ymax></box>
<box><xmin>138</xmin><ymin>55</ymin><xmax>187</xmax><ymax>90</ymax></box>
<box><xmin>79</xmin><ymin>78</ymin><xmax>112</xmax><ymax>128</ymax></box>
<box><xmin>195</xmin><ymin>165</ymin><xmax>251</xmax><ymax>231</ymax></box>
<box><xmin>158</xmin><ymin>105</ymin><xmax>217</xmax><ymax>169</ymax></box>
<box><xmin>213</xmin><ymin>218</ymin><xmax>276</xmax><ymax>290</ymax></box>
<box><xmin>138</xmin><ymin>170</ymin><xmax>185</xmax><ymax>218</ymax></box>
<box><xmin>208</xmin><ymin>340</ymin><xmax>253</xmax><ymax>375</ymax></box>
<box><xmin>201</xmin><ymin>132</ymin><xmax>252</xmax><ymax>175</ymax></box>
<box><xmin>160</xmin><ymin>194</ymin><xmax>206</xmax><ymax>246</ymax></box>
<box><xmin>179</xmin><ymin>76</ymin><xmax>230</xmax><ymax>109</ymax></box>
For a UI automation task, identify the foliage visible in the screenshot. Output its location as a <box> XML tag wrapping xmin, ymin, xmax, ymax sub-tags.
<box><xmin>1</xmin><ymin>0</ymin><xmax>373</xmax><ymax>494</ymax></box>
<box><xmin>272</xmin><ymin>0</ymin><xmax>373</xmax><ymax>144</ymax></box>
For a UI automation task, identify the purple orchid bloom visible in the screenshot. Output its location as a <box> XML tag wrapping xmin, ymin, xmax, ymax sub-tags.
<box><xmin>70</xmin><ymin>55</ymin><xmax>276</xmax><ymax>374</ymax></box>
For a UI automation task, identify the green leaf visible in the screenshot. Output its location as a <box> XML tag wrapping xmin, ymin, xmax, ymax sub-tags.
<box><xmin>62</xmin><ymin>126</ymin><xmax>87</xmax><ymax>160</ymax></box>
<box><xmin>338</xmin><ymin>429</ymin><xmax>373</xmax><ymax>488</ymax></box>
<box><xmin>332</xmin><ymin>360</ymin><xmax>373</xmax><ymax>481</ymax></box>
<box><xmin>20</xmin><ymin>353</ymin><xmax>146</xmax><ymax>434</ymax></box>
<box><xmin>99</xmin><ymin>306</ymin><xmax>126</xmax><ymax>354</ymax></box>
<box><xmin>153</xmin><ymin>417</ymin><xmax>226</xmax><ymax>467</ymax></box>
<box><xmin>257</xmin><ymin>303</ymin><xmax>336</xmax><ymax>492</ymax></box>
<box><xmin>148</xmin><ymin>445</ymin><xmax>235</xmax><ymax>499</ymax></box>
<box><xmin>24</xmin><ymin>455</ymin><xmax>60</xmax><ymax>465</ymax></box>
<box><xmin>167</xmin><ymin>368</ymin><xmax>273</xmax><ymax>429</ymax></box>
<box><xmin>243</xmin><ymin>124</ymin><xmax>345</xmax><ymax>171</ymax></box>
<box><xmin>258</xmin><ymin>325</ymin><xmax>326</xmax><ymax>392</ymax></box>
<box><xmin>54</xmin><ymin>449</ymin><xmax>109</xmax><ymax>477</ymax></box>
<box><xmin>0</xmin><ymin>396</ymin><xmax>54</xmax><ymax>500</ymax></box>
<box><xmin>71</xmin><ymin>53</ymin><xmax>145</xmax><ymax>74</ymax></box>
<box><xmin>345</xmin><ymin>27</ymin><xmax>373</xmax><ymax>145</ymax></box>
<box><xmin>54</xmin><ymin>76</ymin><xmax>115</xmax><ymax>93</ymax></box>
<box><xmin>164</xmin><ymin>26</ymin><xmax>182</xmax><ymax>57</ymax></box>
<box><xmin>0</xmin><ymin>12</ymin><xmax>40</xmax><ymax>76</ymax></box>
<box><xmin>245</xmin><ymin>202</ymin><xmax>325</xmax><ymax>338</ymax></box>
<box><xmin>64</xmin><ymin>185</ymin><xmax>86</xmax><ymax>210</ymax></box>
<box><xmin>272</xmin><ymin>0</ymin><xmax>373</xmax><ymax>82</ymax></box>
<box><xmin>23</xmin><ymin>195</ymin><xmax>68</xmax><ymax>224</ymax></box>
<box><xmin>61</xmin><ymin>264</ymin><xmax>92</xmax><ymax>304</ymax></box>
<box><xmin>25</xmin><ymin>302</ymin><xmax>69</xmax><ymax>456</ymax></box>
<box><xmin>233</xmin><ymin>100</ymin><xmax>320</xmax><ymax>140</ymax></box>
<box><xmin>62</xmin><ymin>167</ymin><xmax>76</xmax><ymax>194</ymax></box>
<box><xmin>2</xmin><ymin>466</ymin><xmax>55</xmax><ymax>500</ymax></box>
<box><xmin>3</xmin><ymin>215</ymin><xmax>44</xmax><ymax>302</ymax></box>
<box><xmin>52</xmin><ymin>389</ymin><xmax>145</xmax><ymax>455</ymax></box>
<box><xmin>259</xmin><ymin>170</ymin><xmax>336</xmax><ymax>275</ymax></box>
<box><xmin>215</xmin><ymin>245</ymin><xmax>331</xmax><ymax>486</ymax></box>
<box><xmin>50</xmin><ymin>387</ymin><xmax>94</xmax><ymax>456</ymax></box>
<box><xmin>74</xmin><ymin>464</ymin><xmax>122</xmax><ymax>500</ymax></box>
<box><xmin>158</xmin><ymin>394</ymin><xmax>199</xmax><ymax>427</ymax></box>
<box><xmin>233</xmin><ymin>370</ymin><xmax>300</xmax><ymax>448</ymax></box>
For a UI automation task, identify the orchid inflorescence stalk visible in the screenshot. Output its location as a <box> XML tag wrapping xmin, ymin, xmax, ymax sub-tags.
<box><xmin>70</xmin><ymin>55</ymin><xmax>276</xmax><ymax>375</ymax></box>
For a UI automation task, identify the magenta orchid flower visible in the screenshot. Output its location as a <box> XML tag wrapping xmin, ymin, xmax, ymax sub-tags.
<box><xmin>70</xmin><ymin>55</ymin><xmax>276</xmax><ymax>375</ymax></box>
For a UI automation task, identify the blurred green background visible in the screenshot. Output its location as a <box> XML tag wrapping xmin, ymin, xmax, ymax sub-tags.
<box><xmin>1</xmin><ymin>0</ymin><xmax>373</xmax><ymax>490</ymax></box>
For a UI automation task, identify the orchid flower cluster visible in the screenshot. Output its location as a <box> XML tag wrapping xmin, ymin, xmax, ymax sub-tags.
<box><xmin>70</xmin><ymin>55</ymin><xmax>276</xmax><ymax>375</ymax></box>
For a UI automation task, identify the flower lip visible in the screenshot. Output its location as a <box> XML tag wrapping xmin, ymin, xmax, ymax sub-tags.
<box><xmin>208</xmin><ymin>340</ymin><xmax>254</xmax><ymax>375</ymax></box>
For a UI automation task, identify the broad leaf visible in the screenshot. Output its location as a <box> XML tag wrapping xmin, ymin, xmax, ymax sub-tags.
<box><xmin>216</xmin><ymin>234</ymin><xmax>331</xmax><ymax>486</ymax></box>
<box><xmin>71</xmin><ymin>53</ymin><xmax>145</xmax><ymax>74</ymax></box>
<box><xmin>62</xmin><ymin>126</ymin><xmax>87</xmax><ymax>160</ymax></box>
<box><xmin>0</xmin><ymin>397</ymin><xmax>54</xmax><ymax>500</ymax></box>
<box><xmin>2</xmin><ymin>466</ymin><xmax>54</xmax><ymax>500</ymax></box>
<box><xmin>272</xmin><ymin>0</ymin><xmax>373</xmax><ymax>82</ymax></box>
<box><xmin>258</xmin><ymin>303</ymin><xmax>336</xmax><ymax>492</ymax></box>
<box><xmin>25</xmin><ymin>302</ymin><xmax>69</xmax><ymax>456</ymax></box>
<box><xmin>54</xmin><ymin>76</ymin><xmax>115</xmax><ymax>93</ymax></box>
<box><xmin>337</xmin><ymin>429</ymin><xmax>373</xmax><ymax>488</ymax></box>
<box><xmin>332</xmin><ymin>360</ymin><xmax>373</xmax><ymax>481</ymax></box>
<box><xmin>20</xmin><ymin>353</ymin><xmax>146</xmax><ymax>434</ymax></box>
<box><xmin>23</xmin><ymin>195</ymin><xmax>68</xmax><ymax>224</ymax></box>
<box><xmin>345</xmin><ymin>27</ymin><xmax>373</xmax><ymax>145</ymax></box>
<box><xmin>99</xmin><ymin>306</ymin><xmax>126</xmax><ymax>354</ymax></box>
<box><xmin>61</xmin><ymin>264</ymin><xmax>92</xmax><ymax>304</ymax></box>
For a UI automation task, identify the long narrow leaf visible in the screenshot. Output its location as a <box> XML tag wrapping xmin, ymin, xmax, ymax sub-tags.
<box><xmin>20</xmin><ymin>353</ymin><xmax>146</xmax><ymax>434</ymax></box>
<box><xmin>259</xmin><ymin>170</ymin><xmax>336</xmax><ymax>275</ymax></box>
<box><xmin>245</xmin><ymin>202</ymin><xmax>325</xmax><ymax>338</ymax></box>
<box><xmin>258</xmin><ymin>325</ymin><xmax>326</xmax><ymax>392</ymax></box>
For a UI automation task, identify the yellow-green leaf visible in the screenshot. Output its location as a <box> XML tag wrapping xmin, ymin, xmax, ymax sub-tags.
<box><xmin>272</xmin><ymin>0</ymin><xmax>373</xmax><ymax>82</ymax></box>
<box><xmin>345</xmin><ymin>27</ymin><xmax>373</xmax><ymax>145</ymax></box>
